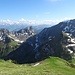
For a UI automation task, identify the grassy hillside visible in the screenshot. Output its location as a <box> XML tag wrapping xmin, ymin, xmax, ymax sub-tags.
<box><xmin>71</xmin><ymin>58</ymin><xmax>75</xmax><ymax>64</ymax></box>
<box><xmin>0</xmin><ymin>39</ymin><xmax>18</xmax><ymax>58</ymax></box>
<box><xmin>0</xmin><ymin>57</ymin><xmax>75</xmax><ymax>75</ymax></box>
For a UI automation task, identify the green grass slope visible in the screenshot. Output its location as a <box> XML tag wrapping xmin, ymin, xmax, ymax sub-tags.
<box><xmin>0</xmin><ymin>39</ymin><xmax>18</xmax><ymax>58</ymax></box>
<box><xmin>0</xmin><ymin>57</ymin><xmax>75</xmax><ymax>75</ymax></box>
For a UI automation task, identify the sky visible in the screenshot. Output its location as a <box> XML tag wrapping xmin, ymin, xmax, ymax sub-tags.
<box><xmin>0</xmin><ymin>0</ymin><xmax>75</xmax><ymax>24</ymax></box>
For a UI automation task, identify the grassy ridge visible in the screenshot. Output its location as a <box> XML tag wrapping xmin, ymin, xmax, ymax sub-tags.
<box><xmin>0</xmin><ymin>57</ymin><xmax>75</xmax><ymax>75</ymax></box>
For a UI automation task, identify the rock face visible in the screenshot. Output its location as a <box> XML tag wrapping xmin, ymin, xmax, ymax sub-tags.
<box><xmin>0</xmin><ymin>28</ymin><xmax>9</xmax><ymax>40</ymax></box>
<box><xmin>8</xmin><ymin>26</ymin><xmax>35</xmax><ymax>43</ymax></box>
<box><xmin>4</xmin><ymin>19</ymin><xmax>75</xmax><ymax>63</ymax></box>
<box><xmin>0</xmin><ymin>26</ymin><xmax>35</xmax><ymax>43</ymax></box>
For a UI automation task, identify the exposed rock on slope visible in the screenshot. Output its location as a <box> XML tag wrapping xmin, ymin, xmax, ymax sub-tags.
<box><xmin>9</xmin><ymin>26</ymin><xmax>35</xmax><ymax>43</ymax></box>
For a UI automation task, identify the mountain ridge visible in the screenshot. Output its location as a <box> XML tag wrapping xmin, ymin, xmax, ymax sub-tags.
<box><xmin>3</xmin><ymin>19</ymin><xmax>75</xmax><ymax>63</ymax></box>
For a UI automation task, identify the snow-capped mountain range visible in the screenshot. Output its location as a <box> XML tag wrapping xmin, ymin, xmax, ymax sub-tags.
<box><xmin>0</xmin><ymin>26</ymin><xmax>35</xmax><ymax>43</ymax></box>
<box><xmin>3</xmin><ymin>19</ymin><xmax>75</xmax><ymax>63</ymax></box>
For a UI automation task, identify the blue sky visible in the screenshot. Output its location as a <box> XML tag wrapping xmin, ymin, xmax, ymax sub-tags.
<box><xmin>0</xmin><ymin>0</ymin><xmax>75</xmax><ymax>21</ymax></box>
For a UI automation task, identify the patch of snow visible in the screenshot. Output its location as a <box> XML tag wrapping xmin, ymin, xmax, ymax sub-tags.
<box><xmin>34</xmin><ymin>35</ymin><xmax>39</xmax><ymax>50</ymax></box>
<box><xmin>2</xmin><ymin>32</ymin><xmax>3</xmax><ymax>35</ymax></box>
<box><xmin>48</xmin><ymin>36</ymin><xmax>52</xmax><ymax>40</ymax></box>
<box><xmin>62</xmin><ymin>32</ymin><xmax>71</xmax><ymax>38</ymax></box>
<box><xmin>64</xmin><ymin>26</ymin><xmax>69</xmax><ymax>31</ymax></box>
<box><xmin>70</xmin><ymin>34</ymin><xmax>72</xmax><ymax>37</ymax></box>
<box><xmin>10</xmin><ymin>34</ymin><xmax>15</xmax><ymax>37</ymax></box>
<box><xmin>66</xmin><ymin>44</ymin><xmax>75</xmax><ymax>47</ymax></box>
<box><xmin>67</xmin><ymin>39</ymin><xmax>71</xmax><ymax>42</ymax></box>
<box><xmin>65</xmin><ymin>33</ymin><xmax>71</xmax><ymax>38</ymax></box>
<box><xmin>34</xmin><ymin>63</ymin><xmax>40</xmax><ymax>66</ymax></box>
<box><xmin>8</xmin><ymin>35</ymin><xmax>24</xmax><ymax>43</ymax></box>
<box><xmin>15</xmin><ymin>39</ymin><xmax>20</xmax><ymax>42</ymax></box>
<box><xmin>48</xmin><ymin>36</ymin><xmax>52</xmax><ymax>39</ymax></box>
<box><xmin>0</xmin><ymin>37</ymin><xmax>1</xmax><ymax>39</ymax></box>
<box><xmin>0</xmin><ymin>37</ymin><xmax>3</xmax><ymax>40</ymax></box>
<box><xmin>20</xmin><ymin>41</ymin><xmax>24</xmax><ymax>43</ymax></box>
<box><xmin>25</xmin><ymin>33</ymin><xmax>28</xmax><ymax>35</ymax></box>
<box><xmin>70</xmin><ymin>38</ymin><xmax>75</xmax><ymax>43</ymax></box>
<box><xmin>14</xmin><ymin>39</ymin><xmax>24</xmax><ymax>43</ymax></box>
<box><xmin>32</xmin><ymin>33</ymin><xmax>34</xmax><ymax>35</ymax></box>
<box><xmin>68</xmin><ymin>49</ymin><xmax>73</xmax><ymax>54</ymax></box>
<box><xmin>66</xmin><ymin>33</ymin><xmax>69</xmax><ymax>36</ymax></box>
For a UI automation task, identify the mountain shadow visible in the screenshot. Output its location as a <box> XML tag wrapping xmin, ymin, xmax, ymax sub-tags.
<box><xmin>4</xmin><ymin>42</ymin><xmax>36</xmax><ymax>64</ymax></box>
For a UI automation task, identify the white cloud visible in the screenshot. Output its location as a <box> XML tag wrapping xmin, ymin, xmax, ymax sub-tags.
<box><xmin>0</xmin><ymin>19</ymin><xmax>58</xmax><ymax>25</ymax></box>
<box><xmin>0</xmin><ymin>18</ymin><xmax>74</xmax><ymax>26</ymax></box>
<box><xmin>64</xmin><ymin>17</ymin><xmax>74</xmax><ymax>20</ymax></box>
<box><xmin>0</xmin><ymin>19</ymin><xmax>14</xmax><ymax>25</ymax></box>
<box><xmin>20</xmin><ymin>18</ymin><xmax>26</xmax><ymax>21</ymax></box>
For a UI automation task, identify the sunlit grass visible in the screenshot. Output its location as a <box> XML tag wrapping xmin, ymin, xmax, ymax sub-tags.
<box><xmin>0</xmin><ymin>57</ymin><xmax>75</xmax><ymax>75</ymax></box>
